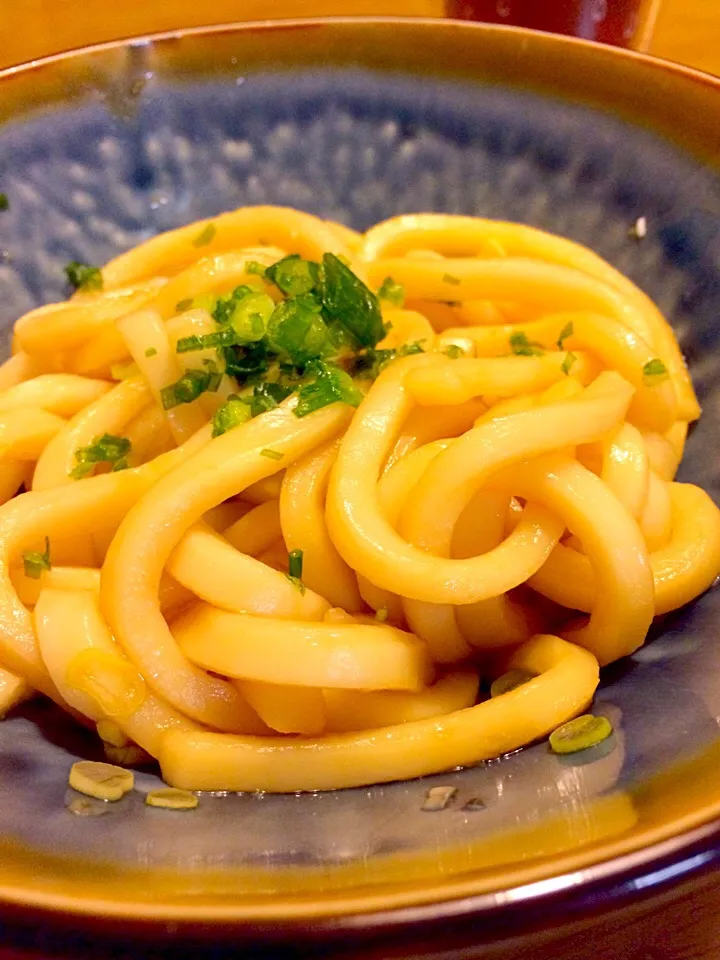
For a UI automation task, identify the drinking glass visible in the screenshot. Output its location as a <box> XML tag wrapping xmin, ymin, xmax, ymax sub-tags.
<box><xmin>445</xmin><ymin>0</ymin><xmax>661</xmax><ymax>50</ymax></box>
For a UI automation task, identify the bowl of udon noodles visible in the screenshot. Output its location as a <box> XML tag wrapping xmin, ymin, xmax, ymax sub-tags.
<box><xmin>1</xmin><ymin>15</ymin><xmax>720</xmax><ymax>954</ymax></box>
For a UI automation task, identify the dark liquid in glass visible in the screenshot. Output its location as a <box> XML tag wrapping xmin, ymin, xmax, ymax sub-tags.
<box><xmin>445</xmin><ymin>0</ymin><xmax>647</xmax><ymax>47</ymax></box>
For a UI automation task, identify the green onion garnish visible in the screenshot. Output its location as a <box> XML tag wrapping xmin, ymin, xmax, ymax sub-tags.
<box><xmin>260</xmin><ymin>448</ymin><xmax>284</xmax><ymax>461</ymax></box>
<box><xmin>248</xmin><ymin>381</ymin><xmax>293</xmax><ymax>417</ymax></box>
<box><xmin>285</xmin><ymin>575</ymin><xmax>306</xmax><ymax>595</ymax></box>
<box><xmin>267</xmin><ymin>295</ymin><xmax>329</xmax><ymax>365</ymax></box>
<box><xmin>643</xmin><ymin>358</ymin><xmax>669</xmax><ymax>385</ymax></box>
<box><xmin>220</xmin><ymin>340</ymin><xmax>271</xmax><ymax>384</ymax></box>
<box><xmin>228</xmin><ymin>292</ymin><xmax>274</xmax><ymax>343</ymax></box>
<box><xmin>444</xmin><ymin>344</ymin><xmax>464</xmax><ymax>359</ymax></box>
<box><xmin>352</xmin><ymin>341</ymin><xmax>425</xmax><ymax>380</ymax></box>
<box><xmin>288</xmin><ymin>549</ymin><xmax>303</xmax><ymax>580</ymax></box>
<box><xmin>176</xmin><ymin>328</ymin><xmax>240</xmax><ymax>353</ymax></box>
<box><xmin>212</xmin><ymin>285</ymin><xmax>252</xmax><ymax>325</ymax></box>
<box><xmin>65</xmin><ymin>261</ymin><xmax>103</xmax><ymax>292</ymax></box>
<box><xmin>244</xmin><ymin>260</ymin><xmax>267</xmax><ymax>277</ymax></box>
<box><xmin>320</xmin><ymin>253</ymin><xmax>386</xmax><ymax>348</ymax></box>
<box><xmin>377</xmin><ymin>276</ymin><xmax>405</xmax><ymax>307</ymax></box>
<box><xmin>266</xmin><ymin>255</ymin><xmax>319</xmax><ymax>297</ymax></box>
<box><xmin>192</xmin><ymin>223</ymin><xmax>216</xmax><ymax>247</ymax></box>
<box><xmin>556</xmin><ymin>321</ymin><xmax>574</xmax><ymax>350</ymax></box>
<box><xmin>144</xmin><ymin>347</ymin><xmax>157</xmax><ymax>358</ymax></box>
<box><xmin>549</xmin><ymin>714</ymin><xmax>613</xmax><ymax>755</ymax></box>
<box><xmin>422</xmin><ymin>786</ymin><xmax>457</xmax><ymax>812</ymax></box>
<box><xmin>70</xmin><ymin>433</ymin><xmax>131</xmax><ymax>479</ymax></box>
<box><xmin>211</xmin><ymin>396</ymin><xmax>252</xmax><ymax>438</ymax></box>
<box><xmin>176</xmin><ymin>298</ymin><xmax>193</xmax><ymax>313</ymax></box>
<box><xmin>294</xmin><ymin>361</ymin><xmax>363</xmax><ymax>418</ymax></box>
<box><xmin>160</xmin><ymin>363</ymin><xmax>220</xmax><ymax>410</ymax></box>
<box><xmin>509</xmin><ymin>332</ymin><xmax>544</xmax><ymax>357</ymax></box>
<box><xmin>442</xmin><ymin>273</ymin><xmax>461</xmax><ymax>286</ymax></box>
<box><xmin>23</xmin><ymin>537</ymin><xmax>51</xmax><ymax>579</ymax></box>
<box><xmin>0</xmin><ymin>193</ymin><xmax>8</xmax><ymax>211</ymax></box>
<box><xmin>561</xmin><ymin>352</ymin><xmax>577</xmax><ymax>376</ymax></box>
<box><xmin>490</xmin><ymin>669</ymin><xmax>536</xmax><ymax>698</ymax></box>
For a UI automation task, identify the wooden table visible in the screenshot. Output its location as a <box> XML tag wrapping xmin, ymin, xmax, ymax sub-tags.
<box><xmin>653</xmin><ymin>0</ymin><xmax>720</xmax><ymax>74</ymax></box>
<box><xmin>1</xmin><ymin>0</ymin><xmax>719</xmax><ymax>76</ymax></box>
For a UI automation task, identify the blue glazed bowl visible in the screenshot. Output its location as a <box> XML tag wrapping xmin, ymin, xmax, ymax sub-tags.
<box><xmin>0</xmin><ymin>17</ymin><xmax>720</xmax><ymax>953</ymax></box>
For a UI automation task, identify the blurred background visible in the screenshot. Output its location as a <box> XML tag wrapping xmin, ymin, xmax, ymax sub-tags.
<box><xmin>0</xmin><ymin>0</ymin><xmax>717</xmax><ymax>75</ymax></box>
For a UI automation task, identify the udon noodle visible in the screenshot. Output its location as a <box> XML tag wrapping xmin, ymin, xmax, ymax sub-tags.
<box><xmin>0</xmin><ymin>206</ymin><xmax>717</xmax><ymax>792</ymax></box>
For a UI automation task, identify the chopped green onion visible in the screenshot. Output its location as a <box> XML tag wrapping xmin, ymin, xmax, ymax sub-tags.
<box><xmin>509</xmin><ymin>332</ymin><xmax>544</xmax><ymax>357</ymax></box>
<box><xmin>221</xmin><ymin>341</ymin><xmax>270</xmax><ymax>384</ymax></box>
<box><xmin>80</xmin><ymin>434</ymin><xmax>131</xmax><ymax>463</ymax></box>
<box><xmin>352</xmin><ymin>341</ymin><xmax>425</xmax><ymax>380</ymax></box>
<box><xmin>375</xmin><ymin>606</ymin><xmax>389</xmax><ymax>623</ymax></box>
<box><xmin>325</xmin><ymin>319</ymin><xmax>358</xmax><ymax>356</ymax></box>
<box><xmin>422</xmin><ymin>786</ymin><xmax>457</xmax><ymax>812</ymax></box>
<box><xmin>192</xmin><ymin>222</ymin><xmax>216</xmax><ymax>247</ymax></box>
<box><xmin>145</xmin><ymin>787</ymin><xmax>198</xmax><ymax>810</ymax></box>
<box><xmin>260</xmin><ymin>448</ymin><xmax>284</xmax><ymax>461</ymax></box>
<box><xmin>65</xmin><ymin>261</ymin><xmax>103</xmax><ymax>292</ymax></box>
<box><xmin>267</xmin><ymin>296</ymin><xmax>329</xmax><ymax>365</ymax></box>
<box><xmin>161</xmin><ymin>367</ymin><xmax>218</xmax><ymax>410</ymax></box>
<box><xmin>556</xmin><ymin>321</ymin><xmax>574</xmax><ymax>349</ymax></box>
<box><xmin>69</xmin><ymin>760</ymin><xmax>133</xmax><ymax>801</ymax></box>
<box><xmin>285</xmin><ymin>574</ymin><xmax>306</xmax><ymax>595</ymax></box>
<box><xmin>144</xmin><ymin>347</ymin><xmax>157</xmax><ymax>358</ymax></box>
<box><xmin>175</xmin><ymin>335</ymin><xmax>204</xmax><ymax>354</ymax></box>
<box><xmin>288</xmin><ymin>549</ymin><xmax>303</xmax><ymax>580</ymax></box>
<box><xmin>266</xmin><ymin>254</ymin><xmax>319</xmax><ymax>297</ymax></box>
<box><xmin>70</xmin><ymin>462</ymin><xmax>95</xmax><ymax>479</ymax></box>
<box><xmin>549</xmin><ymin>714</ymin><xmax>613</xmax><ymax>755</ymax></box>
<box><xmin>561</xmin><ymin>352</ymin><xmax>577</xmax><ymax>376</ymax></box>
<box><xmin>643</xmin><ymin>358</ymin><xmax>669</xmax><ymax>385</ymax></box>
<box><xmin>377</xmin><ymin>276</ymin><xmax>405</xmax><ymax>306</ymax></box>
<box><xmin>320</xmin><ymin>253</ymin><xmax>386</xmax><ymax>348</ymax></box>
<box><xmin>212</xmin><ymin>285</ymin><xmax>253</xmax><ymax>325</ymax></box>
<box><xmin>244</xmin><ymin>260</ymin><xmax>267</xmax><ymax>277</ymax></box>
<box><xmin>248</xmin><ymin>381</ymin><xmax>294</xmax><ymax>417</ymax></box>
<box><xmin>442</xmin><ymin>273</ymin><xmax>461</xmax><ymax>286</ymax></box>
<box><xmin>176</xmin><ymin>298</ymin><xmax>193</xmax><ymax>313</ymax></box>
<box><xmin>444</xmin><ymin>344</ymin><xmax>464</xmax><ymax>359</ymax></box>
<box><xmin>70</xmin><ymin>433</ymin><xmax>131</xmax><ymax>479</ymax></box>
<box><xmin>490</xmin><ymin>669</ymin><xmax>537</xmax><ymax>698</ymax></box>
<box><xmin>399</xmin><ymin>340</ymin><xmax>426</xmax><ymax>357</ymax></box>
<box><xmin>294</xmin><ymin>361</ymin><xmax>363</xmax><ymax>418</ymax></box>
<box><xmin>211</xmin><ymin>396</ymin><xmax>252</xmax><ymax>438</ymax></box>
<box><xmin>23</xmin><ymin>537</ymin><xmax>51</xmax><ymax>579</ymax></box>
<box><xmin>203</xmin><ymin>359</ymin><xmax>221</xmax><ymax>392</ymax></box>
<box><xmin>0</xmin><ymin>193</ymin><xmax>8</xmax><ymax>211</ymax></box>
<box><xmin>175</xmin><ymin>327</ymin><xmax>240</xmax><ymax>353</ymax></box>
<box><xmin>228</xmin><ymin>292</ymin><xmax>274</xmax><ymax>343</ymax></box>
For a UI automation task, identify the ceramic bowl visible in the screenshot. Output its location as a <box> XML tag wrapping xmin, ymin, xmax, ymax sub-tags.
<box><xmin>0</xmin><ymin>17</ymin><xmax>719</xmax><ymax>955</ymax></box>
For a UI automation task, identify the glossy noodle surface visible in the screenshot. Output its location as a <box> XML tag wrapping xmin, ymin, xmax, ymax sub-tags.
<box><xmin>0</xmin><ymin>206</ymin><xmax>717</xmax><ymax>793</ymax></box>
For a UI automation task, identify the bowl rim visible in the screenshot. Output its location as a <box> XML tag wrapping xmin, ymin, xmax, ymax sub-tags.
<box><xmin>1</xmin><ymin>14</ymin><xmax>720</xmax><ymax>939</ymax></box>
<box><xmin>0</xmin><ymin>13</ymin><xmax>718</xmax><ymax>88</ymax></box>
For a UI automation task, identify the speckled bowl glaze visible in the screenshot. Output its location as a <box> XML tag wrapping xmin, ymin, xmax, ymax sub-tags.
<box><xmin>0</xmin><ymin>18</ymin><xmax>720</xmax><ymax>954</ymax></box>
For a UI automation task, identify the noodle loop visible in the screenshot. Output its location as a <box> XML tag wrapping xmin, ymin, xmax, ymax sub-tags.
<box><xmin>0</xmin><ymin>206</ymin><xmax>714</xmax><ymax>791</ymax></box>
